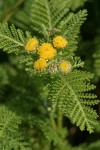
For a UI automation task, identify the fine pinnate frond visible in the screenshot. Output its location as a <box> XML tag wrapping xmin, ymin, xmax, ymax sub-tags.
<box><xmin>48</xmin><ymin>70</ymin><xmax>99</xmax><ymax>133</ymax></box>
<box><xmin>31</xmin><ymin>0</ymin><xmax>86</xmax><ymax>37</ymax></box>
<box><xmin>11</xmin><ymin>0</ymin><xmax>86</xmax><ymax>33</ymax></box>
<box><xmin>0</xmin><ymin>105</ymin><xmax>21</xmax><ymax>138</ymax></box>
<box><xmin>60</xmin><ymin>10</ymin><xmax>87</xmax><ymax>36</ymax></box>
<box><xmin>0</xmin><ymin>106</ymin><xmax>30</xmax><ymax>150</ymax></box>
<box><xmin>59</xmin><ymin>10</ymin><xmax>87</xmax><ymax>53</ymax></box>
<box><xmin>0</xmin><ymin>23</ymin><xmax>34</xmax><ymax>74</ymax></box>
<box><xmin>31</xmin><ymin>0</ymin><xmax>52</xmax><ymax>35</ymax></box>
<box><xmin>0</xmin><ymin>23</ymin><xmax>31</xmax><ymax>54</ymax></box>
<box><xmin>71</xmin><ymin>56</ymin><xmax>84</xmax><ymax>68</ymax></box>
<box><xmin>65</xmin><ymin>10</ymin><xmax>87</xmax><ymax>39</ymax></box>
<box><xmin>49</xmin><ymin>0</ymin><xmax>69</xmax><ymax>28</ymax></box>
<box><xmin>31</xmin><ymin>0</ymin><xmax>69</xmax><ymax>36</ymax></box>
<box><xmin>0</xmin><ymin>132</ymin><xmax>31</xmax><ymax>150</ymax></box>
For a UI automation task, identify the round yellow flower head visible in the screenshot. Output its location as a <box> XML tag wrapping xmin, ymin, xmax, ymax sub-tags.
<box><xmin>59</xmin><ymin>60</ymin><xmax>72</xmax><ymax>73</ymax></box>
<box><xmin>34</xmin><ymin>58</ymin><xmax>47</xmax><ymax>71</ymax></box>
<box><xmin>38</xmin><ymin>43</ymin><xmax>56</xmax><ymax>60</ymax></box>
<box><xmin>53</xmin><ymin>36</ymin><xmax>68</xmax><ymax>49</ymax></box>
<box><xmin>25</xmin><ymin>38</ymin><xmax>39</xmax><ymax>52</ymax></box>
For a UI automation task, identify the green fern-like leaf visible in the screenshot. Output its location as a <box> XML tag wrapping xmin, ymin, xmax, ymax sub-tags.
<box><xmin>0</xmin><ymin>23</ymin><xmax>31</xmax><ymax>54</ymax></box>
<box><xmin>31</xmin><ymin>0</ymin><xmax>69</xmax><ymax>35</ymax></box>
<box><xmin>0</xmin><ymin>106</ymin><xmax>30</xmax><ymax>150</ymax></box>
<box><xmin>59</xmin><ymin>10</ymin><xmax>87</xmax><ymax>54</ymax></box>
<box><xmin>31</xmin><ymin>0</ymin><xmax>52</xmax><ymax>33</ymax></box>
<box><xmin>0</xmin><ymin>132</ymin><xmax>31</xmax><ymax>150</ymax></box>
<box><xmin>0</xmin><ymin>105</ymin><xmax>21</xmax><ymax>138</ymax></box>
<box><xmin>48</xmin><ymin>70</ymin><xmax>99</xmax><ymax>133</ymax></box>
<box><xmin>0</xmin><ymin>23</ymin><xmax>34</xmax><ymax>75</ymax></box>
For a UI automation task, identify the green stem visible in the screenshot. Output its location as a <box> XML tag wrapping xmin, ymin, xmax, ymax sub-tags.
<box><xmin>50</xmin><ymin>114</ymin><xmax>57</xmax><ymax>130</ymax></box>
<box><xmin>57</xmin><ymin>109</ymin><xmax>63</xmax><ymax>129</ymax></box>
<box><xmin>50</xmin><ymin>105</ymin><xmax>63</xmax><ymax>130</ymax></box>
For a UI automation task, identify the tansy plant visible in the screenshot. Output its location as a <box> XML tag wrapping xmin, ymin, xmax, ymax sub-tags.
<box><xmin>0</xmin><ymin>0</ymin><xmax>99</xmax><ymax>144</ymax></box>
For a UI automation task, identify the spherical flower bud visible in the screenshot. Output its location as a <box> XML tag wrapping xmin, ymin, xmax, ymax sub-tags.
<box><xmin>34</xmin><ymin>58</ymin><xmax>47</xmax><ymax>71</ymax></box>
<box><xmin>59</xmin><ymin>60</ymin><xmax>72</xmax><ymax>73</ymax></box>
<box><xmin>38</xmin><ymin>43</ymin><xmax>56</xmax><ymax>60</ymax></box>
<box><xmin>53</xmin><ymin>36</ymin><xmax>68</xmax><ymax>49</ymax></box>
<box><xmin>48</xmin><ymin>64</ymin><xmax>58</xmax><ymax>73</ymax></box>
<box><xmin>25</xmin><ymin>38</ymin><xmax>39</xmax><ymax>52</ymax></box>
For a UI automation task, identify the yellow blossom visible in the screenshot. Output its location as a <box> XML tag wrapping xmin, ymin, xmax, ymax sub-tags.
<box><xmin>59</xmin><ymin>60</ymin><xmax>72</xmax><ymax>73</ymax></box>
<box><xmin>38</xmin><ymin>43</ymin><xmax>56</xmax><ymax>60</ymax></box>
<box><xmin>53</xmin><ymin>36</ymin><xmax>68</xmax><ymax>49</ymax></box>
<box><xmin>25</xmin><ymin>38</ymin><xmax>39</xmax><ymax>52</ymax></box>
<box><xmin>34</xmin><ymin>58</ymin><xmax>47</xmax><ymax>71</ymax></box>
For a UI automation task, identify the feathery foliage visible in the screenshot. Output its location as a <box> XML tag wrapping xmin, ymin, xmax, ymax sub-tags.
<box><xmin>10</xmin><ymin>0</ymin><xmax>87</xmax><ymax>31</ymax></box>
<box><xmin>0</xmin><ymin>105</ymin><xmax>21</xmax><ymax>138</ymax></box>
<box><xmin>31</xmin><ymin>0</ymin><xmax>69</xmax><ymax>35</ymax></box>
<box><xmin>48</xmin><ymin>70</ymin><xmax>99</xmax><ymax>133</ymax></box>
<box><xmin>0</xmin><ymin>105</ymin><xmax>32</xmax><ymax>150</ymax></box>
<box><xmin>59</xmin><ymin>10</ymin><xmax>87</xmax><ymax>54</ymax></box>
<box><xmin>0</xmin><ymin>23</ymin><xmax>29</xmax><ymax>53</ymax></box>
<box><xmin>0</xmin><ymin>0</ymin><xmax>100</xmax><ymax>149</ymax></box>
<box><xmin>0</xmin><ymin>23</ymin><xmax>35</xmax><ymax>75</ymax></box>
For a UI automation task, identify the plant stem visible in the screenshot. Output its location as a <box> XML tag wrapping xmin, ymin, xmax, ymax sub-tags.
<box><xmin>50</xmin><ymin>114</ymin><xmax>57</xmax><ymax>130</ymax></box>
<box><xmin>57</xmin><ymin>109</ymin><xmax>63</xmax><ymax>129</ymax></box>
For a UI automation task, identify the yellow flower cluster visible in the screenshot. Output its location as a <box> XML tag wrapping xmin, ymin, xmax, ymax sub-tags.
<box><xmin>53</xmin><ymin>36</ymin><xmax>68</xmax><ymax>49</ymax></box>
<box><xmin>34</xmin><ymin>58</ymin><xmax>47</xmax><ymax>71</ymax></box>
<box><xmin>38</xmin><ymin>43</ymin><xmax>56</xmax><ymax>60</ymax></box>
<box><xmin>25</xmin><ymin>36</ymin><xmax>71</xmax><ymax>73</ymax></box>
<box><xmin>25</xmin><ymin>38</ymin><xmax>39</xmax><ymax>52</ymax></box>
